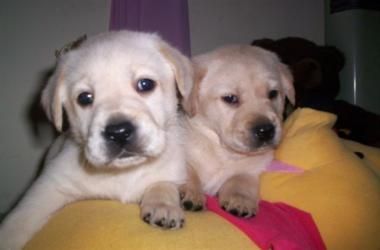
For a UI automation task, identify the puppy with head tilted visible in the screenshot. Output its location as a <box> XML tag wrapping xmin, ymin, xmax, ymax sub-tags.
<box><xmin>180</xmin><ymin>45</ymin><xmax>295</xmax><ymax>217</ymax></box>
<box><xmin>0</xmin><ymin>30</ymin><xmax>193</xmax><ymax>250</ymax></box>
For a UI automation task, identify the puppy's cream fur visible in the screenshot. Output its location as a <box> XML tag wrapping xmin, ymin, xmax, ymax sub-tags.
<box><xmin>180</xmin><ymin>45</ymin><xmax>294</xmax><ymax>217</ymax></box>
<box><xmin>0</xmin><ymin>30</ymin><xmax>192</xmax><ymax>250</ymax></box>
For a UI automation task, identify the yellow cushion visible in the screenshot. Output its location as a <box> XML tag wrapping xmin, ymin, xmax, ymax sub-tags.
<box><xmin>262</xmin><ymin>108</ymin><xmax>380</xmax><ymax>250</ymax></box>
<box><xmin>25</xmin><ymin>201</ymin><xmax>256</xmax><ymax>250</ymax></box>
<box><xmin>26</xmin><ymin>108</ymin><xmax>380</xmax><ymax>250</ymax></box>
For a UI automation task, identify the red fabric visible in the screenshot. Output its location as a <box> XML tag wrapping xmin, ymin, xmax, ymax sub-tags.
<box><xmin>206</xmin><ymin>196</ymin><xmax>326</xmax><ymax>250</ymax></box>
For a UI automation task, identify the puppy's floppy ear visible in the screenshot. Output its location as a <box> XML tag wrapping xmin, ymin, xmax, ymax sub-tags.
<box><xmin>43</xmin><ymin>35</ymin><xmax>86</xmax><ymax>132</ymax></box>
<box><xmin>41</xmin><ymin>64</ymin><xmax>65</xmax><ymax>132</ymax></box>
<box><xmin>159</xmin><ymin>41</ymin><xmax>193</xmax><ymax>100</ymax></box>
<box><xmin>279</xmin><ymin>63</ymin><xmax>295</xmax><ymax>105</ymax></box>
<box><xmin>181</xmin><ymin>58</ymin><xmax>206</xmax><ymax>117</ymax></box>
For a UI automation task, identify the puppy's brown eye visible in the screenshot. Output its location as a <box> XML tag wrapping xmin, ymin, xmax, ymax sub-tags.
<box><xmin>268</xmin><ymin>90</ymin><xmax>278</xmax><ymax>100</ymax></box>
<box><xmin>136</xmin><ymin>78</ymin><xmax>156</xmax><ymax>93</ymax></box>
<box><xmin>77</xmin><ymin>92</ymin><xmax>94</xmax><ymax>106</ymax></box>
<box><xmin>222</xmin><ymin>94</ymin><xmax>239</xmax><ymax>105</ymax></box>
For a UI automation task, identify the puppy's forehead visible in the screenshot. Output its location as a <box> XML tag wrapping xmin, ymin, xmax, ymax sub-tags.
<box><xmin>64</xmin><ymin>31</ymin><xmax>171</xmax><ymax>81</ymax></box>
<box><xmin>202</xmin><ymin>47</ymin><xmax>281</xmax><ymax>93</ymax></box>
<box><xmin>214</xmin><ymin>47</ymin><xmax>279</xmax><ymax>76</ymax></box>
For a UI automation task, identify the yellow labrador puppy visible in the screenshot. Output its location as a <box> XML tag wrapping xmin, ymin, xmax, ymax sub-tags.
<box><xmin>0</xmin><ymin>30</ymin><xmax>193</xmax><ymax>250</ymax></box>
<box><xmin>180</xmin><ymin>45</ymin><xmax>295</xmax><ymax>217</ymax></box>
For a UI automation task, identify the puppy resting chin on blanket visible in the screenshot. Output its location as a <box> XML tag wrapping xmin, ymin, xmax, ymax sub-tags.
<box><xmin>180</xmin><ymin>45</ymin><xmax>295</xmax><ymax>217</ymax></box>
<box><xmin>0</xmin><ymin>30</ymin><xmax>193</xmax><ymax>250</ymax></box>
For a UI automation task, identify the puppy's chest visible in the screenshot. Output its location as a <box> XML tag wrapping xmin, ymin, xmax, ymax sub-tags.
<box><xmin>186</xmin><ymin>124</ymin><xmax>271</xmax><ymax>194</ymax></box>
<box><xmin>191</xmin><ymin>144</ymin><xmax>272</xmax><ymax>195</ymax></box>
<box><xmin>61</xmin><ymin>169</ymin><xmax>143</xmax><ymax>202</ymax></box>
<box><xmin>56</xmin><ymin>137</ymin><xmax>186</xmax><ymax>203</ymax></box>
<box><xmin>194</xmin><ymin>152</ymin><xmax>257</xmax><ymax>195</ymax></box>
<box><xmin>60</xmin><ymin>163</ymin><xmax>180</xmax><ymax>204</ymax></box>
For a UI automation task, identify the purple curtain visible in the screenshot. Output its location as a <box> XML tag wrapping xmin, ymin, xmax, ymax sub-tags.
<box><xmin>109</xmin><ymin>0</ymin><xmax>191</xmax><ymax>56</ymax></box>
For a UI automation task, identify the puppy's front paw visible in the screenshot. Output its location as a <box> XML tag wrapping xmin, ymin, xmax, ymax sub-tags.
<box><xmin>140</xmin><ymin>203</ymin><xmax>185</xmax><ymax>229</ymax></box>
<box><xmin>218</xmin><ymin>192</ymin><xmax>258</xmax><ymax>218</ymax></box>
<box><xmin>179</xmin><ymin>184</ymin><xmax>205</xmax><ymax>211</ymax></box>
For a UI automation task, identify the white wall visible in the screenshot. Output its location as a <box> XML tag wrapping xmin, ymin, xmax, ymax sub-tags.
<box><xmin>189</xmin><ymin>0</ymin><xmax>324</xmax><ymax>55</ymax></box>
<box><xmin>0</xmin><ymin>0</ymin><xmax>110</xmax><ymax>214</ymax></box>
<box><xmin>0</xmin><ymin>0</ymin><xmax>324</xmax><ymax>214</ymax></box>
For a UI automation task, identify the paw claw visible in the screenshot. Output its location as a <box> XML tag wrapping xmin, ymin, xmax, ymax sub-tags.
<box><xmin>169</xmin><ymin>219</ymin><xmax>177</xmax><ymax>228</ymax></box>
<box><xmin>180</xmin><ymin>219</ymin><xmax>185</xmax><ymax>228</ymax></box>
<box><xmin>193</xmin><ymin>204</ymin><xmax>203</xmax><ymax>211</ymax></box>
<box><xmin>140</xmin><ymin>204</ymin><xmax>184</xmax><ymax>230</ymax></box>
<box><xmin>154</xmin><ymin>218</ymin><xmax>165</xmax><ymax>227</ymax></box>
<box><xmin>218</xmin><ymin>193</ymin><xmax>258</xmax><ymax>218</ymax></box>
<box><xmin>179</xmin><ymin>184</ymin><xmax>205</xmax><ymax>212</ymax></box>
<box><xmin>229</xmin><ymin>208</ymin><xmax>239</xmax><ymax>216</ymax></box>
<box><xmin>182</xmin><ymin>200</ymin><xmax>194</xmax><ymax>210</ymax></box>
<box><xmin>241</xmin><ymin>211</ymin><xmax>249</xmax><ymax>217</ymax></box>
<box><xmin>143</xmin><ymin>213</ymin><xmax>151</xmax><ymax>223</ymax></box>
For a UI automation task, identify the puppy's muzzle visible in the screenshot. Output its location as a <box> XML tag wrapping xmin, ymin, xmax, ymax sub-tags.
<box><xmin>251</xmin><ymin>121</ymin><xmax>275</xmax><ymax>148</ymax></box>
<box><xmin>103</xmin><ymin>120</ymin><xmax>140</xmax><ymax>158</ymax></box>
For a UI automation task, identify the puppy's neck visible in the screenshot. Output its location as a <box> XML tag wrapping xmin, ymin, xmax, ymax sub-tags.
<box><xmin>185</xmin><ymin>115</ymin><xmax>220</xmax><ymax>145</ymax></box>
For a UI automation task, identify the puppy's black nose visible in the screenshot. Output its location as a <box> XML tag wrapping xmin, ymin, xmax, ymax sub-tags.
<box><xmin>252</xmin><ymin>123</ymin><xmax>275</xmax><ymax>143</ymax></box>
<box><xmin>103</xmin><ymin>121</ymin><xmax>135</xmax><ymax>146</ymax></box>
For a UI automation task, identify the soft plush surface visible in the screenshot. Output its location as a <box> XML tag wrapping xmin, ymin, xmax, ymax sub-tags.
<box><xmin>25</xmin><ymin>201</ymin><xmax>255</xmax><ymax>250</ymax></box>
<box><xmin>25</xmin><ymin>108</ymin><xmax>380</xmax><ymax>250</ymax></box>
<box><xmin>206</xmin><ymin>196</ymin><xmax>325</xmax><ymax>250</ymax></box>
<box><xmin>262</xmin><ymin>108</ymin><xmax>380</xmax><ymax>250</ymax></box>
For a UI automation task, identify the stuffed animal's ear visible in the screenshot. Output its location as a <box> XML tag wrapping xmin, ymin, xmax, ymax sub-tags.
<box><xmin>292</xmin><ymin>58</ymin><xmax>322</xmax><ymax>90</ymax></box>
<box><xmin>41</xmin><ymin>65</ymin><xmax>65</xmax><ymax>132</ymax></box>
<box><xmin>251</xmin><ymin>38</ymin><xmax>278</xmax><ymax>52</ymax></box>
<box><xmin>319</xmin><ymin>46</ymin><xmax>345</xmax><ymax>72</ymax></box>
<box><xmin>279</xmin><ymin>63</ymin><xmax>295</xmax><ymax>106</ymax></box>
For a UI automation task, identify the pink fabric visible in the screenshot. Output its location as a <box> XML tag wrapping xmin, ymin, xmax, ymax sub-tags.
<box><xmin>206</xmin><ymin>197</ymin><xmax>325</xmax><ymax>250</ymax></box>
<box><xmin>205</xmin><ymin>161</ymin><xmax>323</xmax><ymax>249</ymax></box>
<box><xmin>265</xmin><ymin>160</ymin><xmax>304</xmax><ymax>173</ymax></box>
